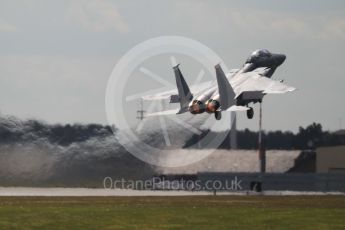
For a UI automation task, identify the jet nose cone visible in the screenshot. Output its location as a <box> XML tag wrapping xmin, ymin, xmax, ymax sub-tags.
<box><xmin>276</xmin><ymin>54</ymin><xmax>286</xmax><ymax>65</ymax></box>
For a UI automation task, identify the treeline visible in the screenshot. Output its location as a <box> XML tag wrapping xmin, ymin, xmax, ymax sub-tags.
<box><xmin>186</xmin><ymin>123</ymin><xmax>345</xmax><ymax>150</ymax></box>
<box><xmin>1</xmin><ymin>115</ymin><xmax>345</xmax><ymax>150</ymax></box>
<box><xmin>0</xmin><ymin>116</ymin><xmax>113</xmax><ymax>145</ymax></box>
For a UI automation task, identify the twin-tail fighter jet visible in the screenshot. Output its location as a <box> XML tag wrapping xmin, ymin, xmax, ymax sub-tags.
<box><xmin>144</xmin><ymin>49</ymin><xmax>295</xmax><ymax>120</ymax></box>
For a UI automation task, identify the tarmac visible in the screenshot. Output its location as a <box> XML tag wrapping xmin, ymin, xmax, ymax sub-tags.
<box><xmin>0</xmin><ymin>187</ymin><xmax>344</xmax><ymax>196</ymax></box>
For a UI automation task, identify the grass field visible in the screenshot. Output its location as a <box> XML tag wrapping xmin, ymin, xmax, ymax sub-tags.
<box><xmin>0</xmin><ymin>196</ymin><xmax>344</xmax><ymax>229</ymax></box>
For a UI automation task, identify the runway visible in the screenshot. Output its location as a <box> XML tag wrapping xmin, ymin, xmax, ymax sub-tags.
<box><xmin>0</xmin><ymin>187</ymin><xmax>215</xmax><ymax>196</ymax></box>
<box><xmin>0</xmin><ymin>187</ymin><xmax>344</xmax><ymax>196</ymax></box>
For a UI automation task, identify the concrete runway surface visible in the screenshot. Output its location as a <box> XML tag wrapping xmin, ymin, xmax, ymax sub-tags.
<box><xmin>0</xmin><ymin>187</ymin><xmax>344</xmax><ymax>196</ymax></box>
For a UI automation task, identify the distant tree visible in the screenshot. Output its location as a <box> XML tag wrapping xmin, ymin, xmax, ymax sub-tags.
<box><xmin>295</xmin><ymin>123</ymin><xmax>323</xmax><ymax>149</ymax></box>
<box><xmin>265</xmin><ymin>131</ymin><xmax>295</xmax><ymax>149</ymax></box>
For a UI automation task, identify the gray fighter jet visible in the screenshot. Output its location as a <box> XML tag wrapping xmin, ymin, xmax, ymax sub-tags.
<box><xmin>145</xmin><ymin>49</ymin><xmax>295</xmax><ymax>120</ymax></box>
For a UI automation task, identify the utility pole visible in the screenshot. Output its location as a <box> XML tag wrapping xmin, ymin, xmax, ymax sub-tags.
<box><xmin>230</xmin><ymin>111</ymin><xmax>237</xmax><ymax>149</ymax></box>
<box><xmin>136</xmin><ymin>98</ymin><xmax>146</xmax><ymax>121</ymax></box>
<box><xmin>258</xmin><ymin>102</ymin><xmax>266</xmax><ymax>173</ymax></box>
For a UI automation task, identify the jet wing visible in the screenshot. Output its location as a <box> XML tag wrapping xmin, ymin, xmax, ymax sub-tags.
<box><xmin>138</xmin><ymin>81</ymin><xmax>212</xmax><ymax>101</ymax></box>
<box><xmin>146</xmin><ymin>109</ymin><xmax>180</xmax><ymax>117</ymax></box>
<box><xmin>141</xmin><ymin>88</ymin><xmax>177</xmax><ymax>101</ymax></box>
<box><xmin>230</xmin><ymin>72</ymin><xmax>296</xmax><ymax>98</ymax></box>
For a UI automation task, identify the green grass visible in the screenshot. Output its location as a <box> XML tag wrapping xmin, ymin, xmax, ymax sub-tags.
<box><xmin>0</xmin><ymin>196</ymin><xmax>344</xmax><ymax>229</ymax></box>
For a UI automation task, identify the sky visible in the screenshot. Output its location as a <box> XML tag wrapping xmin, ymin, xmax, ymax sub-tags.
<box><xmin>0</xmin><ymin>0</ymin><xmax>345</xmax><ymax>132</ymax></box>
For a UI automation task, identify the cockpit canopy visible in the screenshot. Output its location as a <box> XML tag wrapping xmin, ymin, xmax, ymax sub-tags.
<box><xmin>246</xmin><ymin>49</ymin><xmax>272</xmax><ymax>63</ymax></box>
<box><xmin>252</xmin><ymin>49</ymin><xmax>271</xmax><ymax>57</ymax></box>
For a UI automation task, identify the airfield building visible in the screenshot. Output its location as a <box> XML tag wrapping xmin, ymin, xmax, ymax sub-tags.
<box><xmin>317</xmin><ymin>145</ymin><xmax>345</xmax><ymax>173</ymax></box>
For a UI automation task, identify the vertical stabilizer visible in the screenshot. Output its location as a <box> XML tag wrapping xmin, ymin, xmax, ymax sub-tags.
<box><xmin>173</xmin><ymin>64</ymin><xmax>193</xmax><ymax>113</ymax></box>
<box><xmin>215</xmin><ymin>64</ymin><xmax>236</xmax><ymax>110</ymax></box>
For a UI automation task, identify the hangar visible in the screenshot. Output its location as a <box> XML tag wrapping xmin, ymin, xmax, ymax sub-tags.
<box><xmin>317</xmin><ymin>145</ymin><xmax>345</xmax><ymax>173</ymax></box>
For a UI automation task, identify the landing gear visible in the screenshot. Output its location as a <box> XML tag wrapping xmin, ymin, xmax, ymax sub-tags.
<box><xmin>247</xmin><ymin>107</ymin><xmax>254</xmax><ymax>119</ymax></box>
<box><xmin>215</xmin><ymin>111</ymin><xmax>222</xmax><ymax>120</ymax></box>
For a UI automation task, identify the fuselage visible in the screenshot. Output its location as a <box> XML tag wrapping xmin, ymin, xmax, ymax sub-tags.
<box><xmin>188</xmin><ymin>49</ymin><xmax>286</xmax><ymax>114</ymax></box>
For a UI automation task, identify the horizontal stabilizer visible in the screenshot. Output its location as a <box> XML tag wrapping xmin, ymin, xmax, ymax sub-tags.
<box><xmin>169</xmin><ymin>94</ymin><xmax>180</xmax><ymax>103</ymax></box>
<box><xmin>226</xmin><ymin>105</ymin><xmax>250</xmax><ymax>111</ymax></box>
